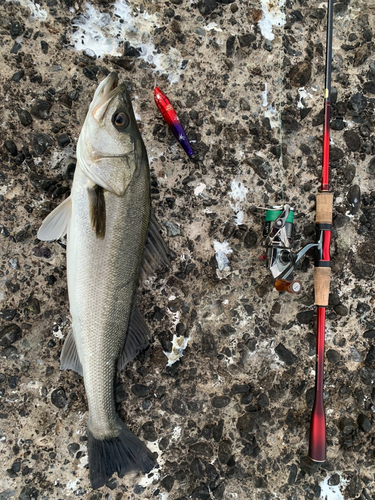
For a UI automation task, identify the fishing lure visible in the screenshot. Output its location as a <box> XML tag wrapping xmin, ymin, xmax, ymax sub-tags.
<box><xmin>154</xmin><ymin>87</ymin><xmax>193</xmax><ymax>157</ymax></box>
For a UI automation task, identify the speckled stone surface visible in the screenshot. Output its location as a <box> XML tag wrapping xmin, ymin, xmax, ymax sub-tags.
<box><xmin>0</xmin><ymin>0</ymin><xmax>375</xmax><ymax>499</ymax></box>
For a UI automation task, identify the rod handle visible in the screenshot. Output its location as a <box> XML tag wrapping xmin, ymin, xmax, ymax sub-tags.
<box><xmin>314</xmin><ymin>267</ymin><xmax>331</xmax><ymax>306</ymax></box>
<box><xmin>315</xmin><ymin>192</ymin><xmax>333</xmax><ymax>225</ymax></box>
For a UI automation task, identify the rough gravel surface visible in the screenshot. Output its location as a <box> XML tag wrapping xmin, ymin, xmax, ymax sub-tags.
<box><xmin>0</xmin><ymin>0</ymin><xmax>375</xmax><ymax>499</ymax></box>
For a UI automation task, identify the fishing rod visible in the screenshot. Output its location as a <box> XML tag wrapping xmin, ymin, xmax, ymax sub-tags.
<box><xmin>308</xmin><ymin>0</ymin><xmax>334</xmax><ymax>463</ymax></box>
<box><xmin>262</xmin><ymin>0</ymin><xmax>334</xmax><ymax>462</ymax></box>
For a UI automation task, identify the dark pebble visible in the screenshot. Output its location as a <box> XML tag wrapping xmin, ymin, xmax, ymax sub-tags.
<box><xmin>363</xmin><ymin>81</ymin><xmax>375</xmax><ymax>94</ymax></box>
<box><xmin>142</xmin><ymin>421</ymin><xmax>157</xmax><ymax>442</ymax></box>
<box><xmin>288</xmin><ymin>464</ymin><xmax>298</xmax><ymax>485</ymax></box>
<box><xmin>131</xmin><ymin>384</ymin><xmax>149</xmax><ymax>397</ymax></box>
<box><xmin>65</xmin><ymin>157</ymin><xmax>77</xmax><ymax>179</ymax></box>
<box><xmin>160</xmin><ymin>475</ymin><xmax>174</xmax><ymax>492</ymax></box>
<box><xmin>299</xmin><ymin>456</ymin><xmax>320</xmax><ymax>475</ymax></box>
<box><xmin>19</xmin><ymin>486</ymin><xmax>39</xmax><ymax>500</ymax></box>
<box><xmin>257</xmin><ymin>393</ymin><xmax>269</xmax><ymax>407</ymax></box>
<box><xmin>0</xmin><ymin>324</ymin><xmax>22</xmax><ymax>347</ymax></box>
<box><xmin>189</xmin><ymin>442</ymin><xmax>213</xmax><ymax>458</ymax></box>
<box><xmin>17</xmin><ymin>109</ymin><xmax>33</xmax><ymax>127</ymax></box>
<box><xmin>275</xmin><ymin>343</ymin><xmax>297</xmax><ymax>366</ymax></box>
<box><xmin>231</xmin><ymin>384</ymin><xmax>251</xmax><ymax>395</ymax></box>
<box><xmin>218</xmin><ymin>440</ymin><xmax>232</xmax><ymax>464</ymax></box>
<box><xmin>51</xmin><ymin>387</ymin><xmax>67</xmax><ymax>408</ymax></box>
<box><xmin>326</xmin><ymin>349</ymin><xmax>341</xmax><ymax>364</ymax></box>
<box><xmin>343</xmin><ymin>130</ymin><xmax>361</xmax><ymax>151</ymax></box>
<box><xmin>67</xmin><ymin>442</ymin><xmax>80</xmax><ymax>457</ymax></box>
<box><xmin>32</xmin><ymin>246</ymin><xmax>51</xmax><ymax>258</ymax></box>
<box><xmin>57</xmin><ymin>134</ymin><xmax>71</xmax><ymax>148</ymax></box>
<box><xmin>83</xmin><ymin>66</ymin><xmax>99</xmax><ymax>80</ymax></box>
<box><xmin>41</xmin><ymin>40</ymin><xmax>48</xmax><ymax>54</ymax></box>
<box><xmin>0</xmin><ymin>309</ymin><xmax>17</xmax><ymax>322</ymax></box>
<box><xmin>31</xmin><ymin>100</ymin><xmax>51</xmax><ymax>120</ymax></box>
<box><xmin>360</xmin><ymin>366</ymin><xmax>375</xmax><ymax>385</ymax></box>
<box><xmin>365</xmin><ymin>345</ymin><xmax>375</xmax><ymax>366</ymax></box>
<box><xmin>241</xmin><ymin>393</ymin><xmax>253</xmax><ymax>405</ymax></box>
<box><xmin>357</xmin><ymin>413</ymin><xmax>371</xmax><ymax>433</ymax></box>
<box><xmin>4</xmin><ymin>140</ymin><xmax>17</xmax><ymax>156</ymax></box>
<box><xmin>198</xmin><ymin>0</ymin><xmax>217</xmax><ymax>15</ymax></box>
<box><xmin>244</xmin><ymin>229</ymin><xmax>257</xmax><ymax>248</ymax></box>
<box><xmin>190</xmin><ymin>483</ymin><xmax>210</xmax><ymax>500</ymax></box>
<box><xmin>30</xmin><ymin>133</ymin><xmax>54</xmax><ymax>155</ymax></box>
<box><xmin>11</xmin><ymin>70</ymin><xmax>24</xmax><ymax>83</ymax></box>
<box><xmin>8</xmin><ymin>376</ymin><xmax>19</xmax><ymax>389</ymax></box>
<box><xmin>1</xmin><ymin>346</ymin><xmax>19</xmax><ymax>359</ymax></box>
<box><xmin>247</xmin><ymin>157</ymin><xmax>272</xmax><ymax>179</ymax></box>
<box><xmin>289</xmin><ymin>62</ymin><xmax>312</xmax><ymax>87</ymax></box>
<box><xmin>172</xmin><ymin>398</ymin><xmax>187</xmax><ymax>415</ymax></box>
<box><xmin>211</xmin><ymin>395</ymin><xmax>231</xmax><ymax>408</ymax></box>
<box><xmin>11</xmin><ymin>42</ymin><xmax>22</xmax><ymax>54</ymax></box>
<box><xmin>46</xmin><ymin>275</ymin><xmax>56</xmax><ymax>285</ymax></box>
<box><xmin>226</xmin><ymin>35</ymin><xmax>236</xmax><ymax>58</ymax></box>
<box><xmin>296</xmin><ymin>310</ymin><xmax>314</xmax><ymax>324</ymax></box>
<box><xmin>330</xmin><ymin>119</ymin><xmax>345</xmax><ymax>130</ymax></box>
<box><xmin>347</xmin><ymin>185</ymin><xmax>361</xmax><ymax>214</ymax></box>
<box><xmin>328</xmin><ymin>473</ymin><xmax>340</xmax><ymax>486</ymax></box>
<box><xmin>29</xmin><ymin>173</ymin><xmax>56</xmax><ymax>192</ymax></box>
<box><xmin>330</xmin><ymin>146</ymin><xmax>344</xmax><ymax>161</ymax></box>
<box><xmin>341</xmin><ymin>164</ymin><xmax>356</xmax><ymax>184</ymax></box>
<box><xmin>123</xmin><ymin>42</ymin><xmax>141</xmax><ymax>57</ymax></box>
<box><xmin>353</xmin><ymin>45</ymin><xmax>370</xmax><ymax>67</ymax></box>
<box><xmin>220</xmin><ymin>324</ymin><xmax>235</xmax><ymax>336</ymax></box>
<box><xmin>348</xmin><ymin>93</ymin><xmax>367</xmax><ymax>114</ymax></box>
<box><xmin>5</xmin><ymin>281</ymin><xmax>19</xmax><ymax>294</ymax></box>
<box><xmin>190</xmin><ymin>457</ymin><xmax>204</xmax><ymax>478</ymax></box>
<box><xmin>363</xmin><ymin>330</ymin><xmax>375</xmax><ymax>339</ymax></box>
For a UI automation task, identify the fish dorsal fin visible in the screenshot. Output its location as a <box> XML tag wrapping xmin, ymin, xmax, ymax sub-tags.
<box><xmin>139</xmin><ymin>211</ymin><xmax>172</xmax><ymax>283</ymax></box>
<box><xmin>37</xmin><ymin>196</ymin><xmax>72</xmax><ymax>241</ymax></box>
<box><xmin>118</xmin><ymin>304</ymin><xmax>150</xmax><ymax>371</ymax></box>
<box><xmin>60</xmin><ymin>328</ymin><xmax>83</xmax><ymax>377</ymax></box>
<box><xmin>87</xmin><ymin>185</ymin><xmax>106</xmax><ymax>239</ymax></box>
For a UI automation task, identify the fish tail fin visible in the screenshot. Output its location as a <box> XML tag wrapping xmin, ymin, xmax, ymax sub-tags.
<box><xmin>88</xmin><ymin>419</ymin><xmax>156</xmax><ymax>489</ymax></box>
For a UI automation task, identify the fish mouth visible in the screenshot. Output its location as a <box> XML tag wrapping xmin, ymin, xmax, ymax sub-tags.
<box><xmin>91</xmin><ymin>73</ymin><xmax>127</xmax><ymax>122</ymax></box>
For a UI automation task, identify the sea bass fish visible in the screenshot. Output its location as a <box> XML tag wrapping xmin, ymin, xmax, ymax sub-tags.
<box><xmin>38</xmin><ymin>73</ymin><xmax>169</xmax><ymax>489</ymax></box>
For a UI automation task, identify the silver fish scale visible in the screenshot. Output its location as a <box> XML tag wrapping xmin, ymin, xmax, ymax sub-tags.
<box><xmin>68</xmin><ymin>161</ymin><xmax>150</xmax><ymax>439</ymax></box>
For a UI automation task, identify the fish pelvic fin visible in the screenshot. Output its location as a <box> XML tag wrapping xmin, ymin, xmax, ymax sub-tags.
<box><xmin>88</xmin><ymin>419</ymin><xmax>156</xmax><ymax>489</ymax></box>
<box><xmin>87</xmin><ymin>185</ymin><xmax>106</xmax><ymax>239</ymax></box>
<box><xmin>60</xmin><ymin>328</ymin><xmax>83</xmax><ymax>376</ymax></box>
<box><xmin>37</xmin><ymin>196</ymin><xmax>72</xmax><ymax>241</ymax></box>
<box><xmin>139</xmin><ymin>210</ymin><xmax>174</xmax><ymax>283</ymax></box>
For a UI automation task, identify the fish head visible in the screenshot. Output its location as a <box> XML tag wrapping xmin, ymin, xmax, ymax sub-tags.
<box><xmin>78</xmin><ymin>72</ymin><xmax>148</xmax><ymax>197</ymax></box>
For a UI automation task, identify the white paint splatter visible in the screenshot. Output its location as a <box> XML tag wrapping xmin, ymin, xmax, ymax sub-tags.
<box><xmin>194</xmin><ymin>183</ymin><xmax>206</xmax><ymax>196</ymax></box>
<box><xmin>214</xmin><ymin>240</ymin><xmax>232</xmax><ymax>279</ymax></box>
<box><xmin>7</xmin><ymin>0</ymin><xmax>47</xmax><ymax>21</ymax></box>
<box><xmin>264</xmin><ymin>104</ymin><xmax>279</xmax><ymax>129</ymax></box>
<box><xmin>228</xmin><ymin>180</ymin><xmax>248</xmax><ymax>225</ymax></box>
<box><xmin>258</xmin><ymin>0</ymin><xmax>286</xmax><ymax>41</ymax></box>
<box><xmin>297</xmin><ymin>87</ymin><xmax>313</xmax><ymax>109</ymax></box>
<box><xmin>319</xmin><ymin>474</ymin><xmax>349</xmax><ymax>499</ymax></box>
<box><xmin>262</xmin><ymin>83</ymin><xmax>268</xmax><ymax>107</ymax></box>
<box><xmin>70</xmin><ymin>2</ymin><xmax>183</xmax><ymax>83</ymax></box>
<box><xmin>164</xmin><ymin>335</ymin><xmax>190</xmax><ymax>366</ymax></box>
<box><xmin>204</xmin><ymin>22</ymin><xmax>222</xmax><ymax>32</ymax></box>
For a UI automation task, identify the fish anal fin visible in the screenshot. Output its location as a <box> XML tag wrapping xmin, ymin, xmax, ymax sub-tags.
<box><xmin>60</xmin><ymin>328</ymin><xmax>83</xmax><ymax>377</ymax></box>
<box><xmin>140</xmin><ymin>211</ymin><xmax>173</xmax><ymax>283</ymax></box>
<box><xmin>118</xmin><ymin>304</ymin><xmax>150</xmax><ymax>371</ymax></box>
<box><xmin>37</xmin><ymin>196</ymin><xmax>72</xmax><ymax>241</ymax></box>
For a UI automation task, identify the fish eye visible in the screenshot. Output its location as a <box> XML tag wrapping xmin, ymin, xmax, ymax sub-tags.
<box><xmin>113</xmin><ymin>112</ymin><xmax>129</xmax><ymax>129</ymax></box>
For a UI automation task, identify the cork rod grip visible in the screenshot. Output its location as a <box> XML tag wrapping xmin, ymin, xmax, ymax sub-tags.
<box><xmin>315</xmin><ymin>192</ymin><xmax>333</xmax><ymax>224</ymax></box>
<box><xmin>314</xmin><ymin>267</ymin><xmax>331</xmax><ymax>306</ymax></box>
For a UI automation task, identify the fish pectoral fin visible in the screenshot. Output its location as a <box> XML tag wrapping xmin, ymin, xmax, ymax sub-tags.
<box><xmin>139</xmin><ymin>210</ymin><xmax>174</xmax><ymax>283</ymax></box>
<box><xmin>37</xmin><ymin>196</ymin><xmax>72</xmax><ymax>241</ymax></box>
<box><xmin>118</xmin><ymin>304</ymin><xmax>150</xmax><ymax>371</ymax></box>
<box><xmin>60</xmin><ymin>328</ymin><xmax>83</xmax><ymax>377</ymax></box>
<box><xmin>88</xmin><ymin>185</ymin><xmax>106</xmax><ymax>239</ymax></box>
